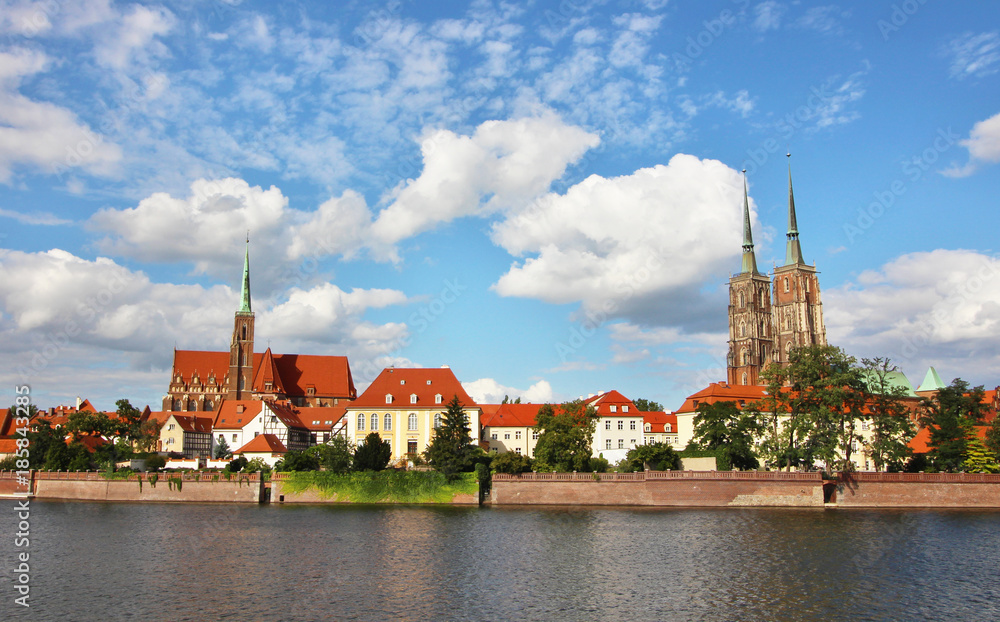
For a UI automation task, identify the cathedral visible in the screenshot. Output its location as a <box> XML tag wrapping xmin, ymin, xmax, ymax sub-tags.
<box><xmin>163</xmin><ymin>241</ymin><xmax>357</xmax><ymax>411</ymax></box>
<box><xmin>727</xmin><ymin>156</ymin><xmax>827</xmax><ymax>386</ymax></box>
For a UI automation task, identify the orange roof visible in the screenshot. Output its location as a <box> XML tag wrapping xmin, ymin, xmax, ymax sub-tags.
<box><xmin>234</xmin><ymin>433</ymin><xmax>287</xmax><ymax>455</ymax></box>
<box><xmin>0</xmin><ymin>408</ymin><xmax>12</xmax><ymax>436</ymax></box>
<box><xmin>295</xmin><ymin>405</ymin><xmax>347</xmax><ymax>431</ymax></box>
<box><xmin>213</xmin><ymin>400</ymin><xmax>264</xmax><ymax>429</ymax></box>
<box><xmin>675</xmin><ymin>382</ymin><xmax>768</xmax><ymax>413</ymax></box>
<box><xmin>910</xmin><ymin>424</ymin><xmax>991</xmax><ymax>454</ymax></box>
<box><xmin>482</xmin><ymin>403</ymin><xmax>543</xmax><ymax>428</ymax></box>
<box><xmin>583</xmin><ymin>390</ymin><xmax>641</xmax><ymax>416</ymax></box>
<box><xmin>642</xmin><ymin>411</ymin><xmax>678</xmax><ymax>433</ymax></box>
<box><xmin>0</xmin><ymin>438</ymin><xmax>18</xmax><ymax>454</ymax></box>
<box><xmin>171</xmin><ymin>350</ymin><xmax>356</xmax><ymax>398</ymax></box>
<box><xmin>351</xmin><ymin>367</ymin><xmax>477</xmax><ymax>409</ymax></box>
<box><xmin>144</xmin><ymin>411</ymin><xmax>173</xmax><ymax>427</ymax></box>
<box><xmin>170</xmin><ymin>414</ymin><xmax>214</xmax><ymax>434</ymax></box>
<box><xmin>252</xmin><ymin>347</ymin><xmax>286</xmax><ymax>394</ymax></box>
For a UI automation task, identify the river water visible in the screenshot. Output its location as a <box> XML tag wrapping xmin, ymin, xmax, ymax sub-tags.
<box><xmin>3</xmin><ymin>501</ymin><xmax>999</xmax><ymax>621</ymax></box>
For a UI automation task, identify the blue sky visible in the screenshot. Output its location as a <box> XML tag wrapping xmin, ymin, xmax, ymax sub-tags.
<box><xmin>2</xmin><ymin>0</ymin><xmax>999</xmax><ymax>412</ymax></box>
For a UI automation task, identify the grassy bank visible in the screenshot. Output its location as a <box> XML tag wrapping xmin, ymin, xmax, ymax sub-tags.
<box><xmin>279</xmin><ymin>471</ymin><xmax>478</xmax><ymax>503</ymax></box>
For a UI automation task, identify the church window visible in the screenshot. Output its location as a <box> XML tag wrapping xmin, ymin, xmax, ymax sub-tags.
<box><xmin>357</xmin><ymin>414</ymin><xmax>365</xmax><ymax>431</ymax></box>
<box><xmin>742</xmin><ymin>372</ymin><xmax>748</xmax><ymax>386</ymax></box>
<box><xmin>739</xmin><ymin>321</ymin><xmax>746</xmax><ymax>338</ymax></box>
<box><xmin>806</xmin><ymin>278</ymin><xmax>811</xmax><ymax>293</ymax></box>
<box><xmin>384</xmin><ymin>414</ymin><xmax>392</xmax><ymax>431</ymax></box>
<box><xmin>242</xmin><ymin>325</ymin><xmax>247</xmax><ymax>340</ymax></box>
<box><xmin>188</xmin><ymin>400</ymin><xmax>196</xmax><ymax>411</ymax></box>
<box><xmin>739</xmin><ymin>291</ymin><xmax>746</xmax><ymax>307</ymax></box>
<box><xmin>741</xmin><ymin>348</ymin><xmax>749</xmax><ymax>366</ymax></box>
<box><xmin>206</xmin><ymin>401</ymin><xmax>214</xmax><ymax>412</ymax></box>
<box><xmin>784</xmin><ymin>277</ymin><xmax>789</xmax><ymax>293</ymax></box>
<box><xmin>371</xmin><ymin>414</ymin><xmax>378</xmax><ymax>431</ymax></box>
<box><xmin>408</xmin><ymin>413</ymin><xmax>418</xmax><ymax>431</ymax></box>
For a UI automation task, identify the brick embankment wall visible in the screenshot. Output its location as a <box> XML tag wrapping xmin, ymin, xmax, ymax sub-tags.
<box><xmin>834</xmin><ymin>473</ymin><xmax>1000</xmax><ymax>508</ymax></box>
<box><xmin>491</xmin><ymin>472</ymin><xmax>824</xmax><ymax>507</ymax></box>
<box><xmin>17</xmin><ymin>472</ymin><xmax>263</xmax><ymax>503</ymax></box>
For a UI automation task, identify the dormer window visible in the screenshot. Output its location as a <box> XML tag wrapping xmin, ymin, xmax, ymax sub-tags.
<box><xmin>236</xmin><ymin>405</ymin><xmax>244</xmax><ymax>414</ymax></box>
<box><xmin>622</xmin><ymin>405</ymin><xmax>629</xmax><ymax>413</ymax></box>
<box><xmin>307</xmin><ymin>387</ymin><xmax>316</xmax><ymax>396</ymax></box>
<box><xmin>265</xmin><ymin>382</ymin><xmax>272</xmax><ymax>391</ymax></box>
<box><xmin>386</xmin><ymin>394</ymin><xmax>393</xmax><ymax>404</ymax></box>
<box><xmin>665</xmin><ymin>423</ymin><xmax>672</xmax><ymax>432</ymax></box>
<box><xmin>435</xmin><ymin>394</ymin><xmax>442</xmax><ymax>404</ymax></box>
<box><xmin>410</xmin><ymin>394</ymin><xmax>417</xmax><ymax>404</ymax></box>
<box><xmin>610</xmin><ymin>405</ymin><xmax>617</xmax><ymax>413</ymax></box>
<box><xmin>644</xmin><ymin>423</ymin><xmax>650</xmax><ymax>432</ymax></box>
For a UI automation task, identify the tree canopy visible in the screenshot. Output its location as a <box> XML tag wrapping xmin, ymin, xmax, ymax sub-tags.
<box><xmin>861</xmin><ymin>357</ymin><xmax>915</xmax><ymax>472</ymax></box>
<box><xmin>919</xmin><ymin>378</ymin><xmax>987</xmax><ymax>472</ymax></box>
<box><xmin>353</xmin><ymin>432</ymin><xmax>391</xmax><ymax>471</ymax></box>
<box><xmin>423</xmin><ymin>395</ymin><xmax>476</xmax><ymax>478</ymax></box>
<box><xmin>532</xmin><ymin>400</ymin><xmax>598</xmax><ymax>472</ymax></box>
<box><xmin>622</xmin><ymin>442</ymin><xmax>680</xmax><ymax>472</ymax></box>
<box><xmin>691</xmin><ymin>400</ymin><xmax>761</xmax><ymax>470</ymax></box>
<box><xmin>632</xmin><ymin>398</ymin><xmax>664</xmax><ymax>412</ymax></box>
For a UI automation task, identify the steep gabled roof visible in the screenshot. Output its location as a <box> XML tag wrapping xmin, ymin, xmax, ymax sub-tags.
<box><xmin>642</xmin><ymin>411</ymin><xmax>678</xmax><ymax>433</ymax></box>
<box><xmin>917</xmin><ymin>367</ymin><xmax>947</xmax><ymax>393</ymax></box>
<box><xmin>234</xmin><ymin>433</ymin><xmax>286</xmax><ymax>455</ymax></box>
<box><xmin>170</xmin><ymin>414</ymin><xmax>214</xmax><ymax>434</ymax></box>
<box><xmin>213</xmin><ymin>400</ymin><xmax>264</xmax><ymax>430</ymax></box>
<box><xmin>170</xmin><ymin>350</ymin><xmax>355</xmax><ymax>398</ymax></box>
<box><xmin>252</xmin><ymin>347</ymin><xmax>286</xmax><ymax>394</ymax></box>
<box><xmin>584</xmin><ymin>390</ymin><xmax>641</xmax><ymax>416</ymax></box>
<box><xmin>295</xmin><ymin>405</ymin><xmax>347</xmax><ymax>431</ymax></box>
<box><xmin>351</xmin><ymin>367</ymin><xmax>476</xmax><ymax>409</ymax></box>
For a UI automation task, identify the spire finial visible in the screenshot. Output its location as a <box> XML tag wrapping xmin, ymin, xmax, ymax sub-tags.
<box><xmin>740</xmin><ymin>169</ymin><xmax>760</xmax><ymax>275</ymax></box>
<box><xmin>238</xmin><ymin>236</ymin><xmax>252</xmax><ymax>314</ymax></box>
<box><xmin>785</xmin><ymin>153</ymin><xmax>804</xmax><ymax>266</ymax></box>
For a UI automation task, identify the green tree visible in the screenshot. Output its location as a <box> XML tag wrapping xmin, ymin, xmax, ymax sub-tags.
<box><xmin>314</xmin><ymin>436</ymin><xmax>354</xmax><ymax>473</ymax></box>
<box><xmin>245</xmin><ymin>457</ymin><xmax>272</xmax><ymax>474</ymax></box>
<box><xmin>919</xmin><ymin>379</ymin><xmax>986</xmax><ymax>472</ymax></box>
<box><xmin>623</xmin><ymin>442</ymin><xmax>680</xmax><ymax>472</ymax></box>
<box><xmin>861</xmin><ymin>358</ymin><xmax>915</xmax><ymax>472</ymax></box>
<box><xmin>501</xmin><ymin>395</ymin><xmax>522</xmax><ymax>404</ymax></box>
<box><xmin>760</xmin><ymin>345</ymin><xmax>867</xmax><ymax>473</ymax></box>
<box><xmin>691</xmin><ymin>400</ymin><xmax>761</xmax><ymax>470</ymax></box>
<box><xmin>532</xmin><ymin>400</ymin><xmax>598</xmax><ymax>472</ymax></box>
<box><xmin>277</xmin><ymin>449</ymin><xmax>319</xmax><ymax>471</ymax></box>
<box><xmin>962</xmin><ymin>431</ymin><xmax>1000</xmax><ymax>473</ymax></box>
<box><xmin>423</xmin><ymin>395</ymin><xmax>476</xmax><ymax>479</ymax></box>
<box><xmin>214</xmin><ymin>437</ymin><xmax>232</xmax><ymax>459</ymax></box>
<box><xmin>25</xmin><ymin>418</ymin><xmax>65</xmax><ymax>469</ymax></box>
<box><xmin>985</xmin><ymin>416</ymin><xmax>1000</xmax><ymax>463</ymax></box>
<box><xmin>632</xmin><ymin>398</ymin><xmax>664</xmax><ymax>412</ymax></box>
<box><xmin>353</xmin><ymin>432</ymin><xmax>391</xmax><ymax>471</ymax></box>
<box><xmin>490</xmin><ymin>451</ymin><xmax>533</xmax><ymax>474</ymax></box>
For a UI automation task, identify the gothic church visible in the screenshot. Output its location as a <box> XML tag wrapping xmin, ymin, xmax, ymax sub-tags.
<box><xmin>727</xmin><ymin>156</ymin><xmax>826</xmax><ymax>386</ymax></box>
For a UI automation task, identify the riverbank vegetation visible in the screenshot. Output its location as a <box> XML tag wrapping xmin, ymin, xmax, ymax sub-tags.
<box><xmin>279</xmin><ymin>471</ymin><xmax>478</xmax><ymax>503</ymax></box>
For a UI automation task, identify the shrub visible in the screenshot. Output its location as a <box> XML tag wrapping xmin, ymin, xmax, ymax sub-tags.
<box><xmin>490</xmin><ymin>451</ymin><xmax>533</xmax><ymax>475</ymax></box>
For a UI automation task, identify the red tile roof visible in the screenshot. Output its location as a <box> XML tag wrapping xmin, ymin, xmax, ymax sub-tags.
<box><xmin>642</xmin><ymin>411</ymin><xmax>678</xmax><ymax>433</ymax></box>
<box><xmin>909</xmin><ymin>424</ymin><xmax>991</xmax><ymax>454</ymax></box>
<box><xmin>234</xmin><ymin>433</ymin><xmax>287</xmax><ymax>455</ymax></box>
<box><xmin>171</xmin><ymin>350</ymin><xmax>356</xmax><ymax>398</ymax></box>
<box><xmin>482</xmin><ymin>403</ymin><xmax>543</xmax><ymax>428</ymax></box>
<box><xmin>213</xmin><ymin>400</ymin><xmax>264</xmax><ymax>429</ymax></box>
<box><xmin>144</xmin><ymin>411</ymin><xmax>173</xmax><ymax>427</ymax></box>
<box><xmin>252</xmin><ymin>347</ymin><xmax>286</xmax><ymax>394</ymax></box>
<box><xmin>0</xmin><ymin>408</ymin><xmax>12</xmax><ymax>436</ymax></box>
<box><xmin>351</xmin><ymin>367</ymin><xmax>477</xmax><ymax>409</ymax></box>
<box><xmin>583</xmin><ymin>390</ymin><xmax>641</xmax><ymax>416</ymax></box>
<box><xmin>170</xmin><ymin>414</ymin><xmax>214</xmax><ymax>434</ymax></box>
<box><xmin>295</xmin><ymin>405</ymin><xmax>347</xmax><ymax>431</ymax></box>
<box><xmin>0</xmin><ymin>438</ymin><xmax>18</xmax><ymax>455</ymax></box>
<box><xmin>675</xmin><ymin>382</ymin><xmax>769</xmax><ymax>413</ymax></box>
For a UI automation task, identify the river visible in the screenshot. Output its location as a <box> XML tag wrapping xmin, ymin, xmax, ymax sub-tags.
<box><xmin>3</xmin><ymin>501</ymin><xmax>999</xmax><ymax>621</ymax></box>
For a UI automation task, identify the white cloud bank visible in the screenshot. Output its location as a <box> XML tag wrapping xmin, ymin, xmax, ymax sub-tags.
<box><xmin>942</xmin><ymin>110</ymin><xmax>1000</xmax><ymax>177</ymax></box>
<box><xmin>463</xmin><ymin>378</ymin><xmax>554</xmax><ymax>404</ymax></box>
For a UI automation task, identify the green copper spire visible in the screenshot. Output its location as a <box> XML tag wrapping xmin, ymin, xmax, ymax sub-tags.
<box><xmin>740</xmin><ymin>170</ymin><xmax>760</xmax><ymax>275</ymax></box>
<box><xmin>238</xmin><ymin>233</ymin><xmax>252</xmax><ymax>314</ymax></box>
<box><xmin>785</xmin><ymin>153</ymin><xmax>804</xmax><ymax>266</ymax></box>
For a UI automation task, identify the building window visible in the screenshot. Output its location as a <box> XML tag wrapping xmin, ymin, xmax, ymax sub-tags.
<box><xmin>622</xmin><ymin>406</ymin><xmax>628</xmax><ymax>413</ymax></box>
<box><xmin>605</xmin><ymin>439</ymin><xmax>612</xmax><ymax>450</ymax></box>
<box><xmin>491</xmin><ymin>447</ymin><xmax>498</xmax><ymax>453</ymax></box>
<box><xmin>630</xmin><ymin>421</ymin><xmax>636</xmax><ymax>430</ymax></box>
<box><xmin>515</xmin><ymin>448</ymin><xmax>522</xmax><ymax>455</ymax></box>
<box><xmin>386</xmin><ymin>394</ymin><xmax>393</xmax><ymax>404</ymax></box>
<box><xmin>168</xmin><ymin>423</ymin><xmax>175</xmax><ymax>431</ymax></box>
<box><xmin>504</xmin><ymin>433</ymin><xmax>510</xmax><ymax>440</ymax></box>
<box><xmin>618</xmin><ymin>439</ymin><xmax>624</xmax><ymax>449</ymax></box>
<box><xmin>610</xmin><ymin>405</ymin><xmax>617</xmax><ymax>413</ymax></box>
<box><xmin>742</xmin><ymin>372</ymin><xmax>748</xmax><ymax>385</ymax></box>
<box><xmin>357</xmin><ymin>414</ymin><xmax>365</xmax><ymax>431</ymax></box>
<box><xmin>605</xmin><ymin>421</ymin><xmax>611</xmax><ymax>430</ymax></box>
<box><xmin>435</xmin><ymin>394</ymin><xmax>443</xmax><ymax>404</ymax></box>
<box><xmin>491</xmin><ymin>433</ymin><xmax>497</xmax><ymax>440</ymax></box>
<box><xmin>515</xmin><ymin>431</ymin><xmax>521</xmax><ymax>440</ymax></box>
<box><xmin>784</xmin><ymin>277</ymin><xmax>789</xmax><ymax>293</ymax></box>
<box><xmin>411</xmin><ymin>394</ymin><xmax>418</xmax><ymax>404</ymax></box>
<box><xmin>532</xmin><ymin>432</ymin><xmax>538</xmax><ymax>440</ymax></box>
<box><xmin>644</xmin><ymin>423</ymin><xmax>650</xmax><ymax>432</ymax></box>
<box><xmin>371</xmin><ymin>413</ymin><xmax>378</xmax><ymax>431</ymax></box>
<box><xmin>665</xmin><ymin>424</ymin><xmax>672</xmax><ymax>432</ymax></box>
<box><xmin>407</xmin><ymin>439</ymin><xmax>418</xmax><ymax>455</ymax></box>
<box><xmin>232</xmin><ymin>434</ymin><xmax>237</xmax><ymax>442</ymax></box>
<box><xmin>739</xmin><ymin>291</ymin><xmax>746</xmax><ymax>307</ymax></box>
<box><xmin>434</xmin><ymin>414</ymin><xmax>442</xmax><ymax>428</ymax></box>
<box><xmin>618</xmin><ymin>420</ymin><xmax>624</xmax><ymax>430</ymax></box>
<box><xmin>384</xmin><ymin>414</ymin><xmax>392</xmax><ymax>431</ymax></box>
<box><xmin>408</xmin><ymin>413</ymin><xmax>417</xmax><ymax>431</ymax></box>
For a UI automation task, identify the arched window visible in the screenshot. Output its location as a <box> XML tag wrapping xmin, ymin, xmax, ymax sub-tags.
<box><xmin>371</xmin><ymin>413</ymin><xmax>378</xmax><ymax>431</ymax></box>
<box><xmin>784</xmin><ymin>277</ymin><xmax>789</xmax><ymax>293</ymax></box>
<box><xmin>242</xmin><ymin>325</ymin><xmax>247</xmax><ymax>339</ymax></box>
<box><xmin>433</xmin><ymin>414</ymin><xmax>442</xmax><ymax>428</ymax></box>
<box><xmin>742</xmin><ymin>372</ymin><xmax>748</xmax><ymax>386</ymax></box>
<box><xmin>739</xmin><ymin>291</ymin><xmax>746</xmax><ymax>307</ymax></box>
<box><xmin>741</xmin><ymin>348</ymin><xmax>749</xmax><ymax>366</ymax></box>
<box><xmin>205</xmin><ymin>401</ymin><xmax>214</xmax><ymax>412</ymax></box>
<box><xmin>408</xmin><ymin>413</ymin><xmax>418</xmax><ymax>431</ymax></box>
<box><xmin>384</xmin><ymin>413</ymin><xmax>392</xmax><ymax>431</ymax></box>
<box><xmin>357</xmin><ymin>414</ymin><xmax>365</xmax><ymax>431</ymax></box>
<box><xmin>739</xmin><ymin>321</ymin><xmax>746</xmax><ymax>338</ymax></box>
<box><xmin>188</xmin><ymin>399</ymin><xmax>196</xmax><ymax>411</ymax></box>
<box><xmin>173</xmin><ymin>399</ymin><xmax>182</xmax><ymax>410</ymax></box>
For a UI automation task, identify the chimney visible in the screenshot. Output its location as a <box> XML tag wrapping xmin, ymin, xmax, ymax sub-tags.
<box><xmin>76</xmin><ymin>396</ymin><xmax>82</xmax><ymax>409</ymax></box>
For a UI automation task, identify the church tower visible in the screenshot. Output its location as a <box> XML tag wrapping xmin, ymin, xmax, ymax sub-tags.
<box><xmin>772</xmin><ymin>155</ymin><xmax>826</xmax><ymax>365</ymax></box>
<box><xmin>227</xmin><ymin>237</ymin><xmax>255</xmax><ymax>400</ymax></box>
<box><xmin>728</xmin><ymin>172</ymin><xmax>774</xmax><ymax>386</ymax></box>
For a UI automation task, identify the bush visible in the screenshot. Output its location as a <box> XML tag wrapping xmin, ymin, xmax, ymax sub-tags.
<box><xmin>145</xmin><ymin>454</ymin><xmax>167</xmax><ymax>472</ymax></box>
<box><xmin>279</xmin><ymin>450</ymin><xmax>320</xmax><ymax>472</ymax></box>
<box><xmin>227</xmin><ymin>456</ymin><xmax>248</xmax><ymax>473</ymax></box>
<box><xmin>0</xmin><ymin>456</ymin><xmax>21</xmax><ymax>470</ymax></box>
<box><xmin>491</xmin><ymin>451</ymin><xmax>533</xmax><ymax>475</ymax></box>
<box><xmin>625</xmin><ymin>442</ymin><xmax>681</xmax><ymax>472</ymax></box>
<box><xmin>245</xmin><ymin>457</ymin><xmax>272</xmax><ymax>474</ymax></box>
<box><xmin>354</xmin><ymin>432</ymin><xmax>391</xmax><ymax>472</ymax></box>
<box><xmin>589</xmin><ymin>456</ymin><xmax>610</xmax><ymax>473</ymax></box>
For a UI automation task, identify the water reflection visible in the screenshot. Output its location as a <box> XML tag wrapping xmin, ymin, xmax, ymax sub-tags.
<box><xmin>5</xmin><ymin>501</ymin><xmax>1000</xmax><ymax>621</ymax></box>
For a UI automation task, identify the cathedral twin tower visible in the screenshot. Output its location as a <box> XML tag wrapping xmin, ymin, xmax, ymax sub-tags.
<box><xmin>727</xmin><ymin>155</ymin><xmax>826</xmax><ymax>386</ymax></box>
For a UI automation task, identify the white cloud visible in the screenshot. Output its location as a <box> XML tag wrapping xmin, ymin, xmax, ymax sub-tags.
<box><xmin>825</xmin><ymin>249</ymin><xmax>1000</xmax><ymax>384</ymax></box>
<box><xmin>793</xmin><ymin>5</ymin><xmax>849</xmax><ymax>36</ymax></box>
<box><xmin>94</xmin><ymin>4</ymin><xmax>175</xmax><ymax>70</ymax></box>
<box><xmin>942</xmin><ymin>111</ymin><xmax>1000</xmax><ymax>178</ymax></box>
<box><xmin>490</xmin><ymin>154</ymin><xmax>749</xmax><ymax>331</ymax></box>
<box><xmin>370</xmin><ymin>114</ymin><xmax>599</xmax><ymax>258</ymax></box>
<box><xmin>463</xmin><ymin>378</ymin><xmax>554</xmax><ymax>404</ymax></box>
<box><xmin>945</xmin><ymin>31</ymin><xmax>1000</xmax><ymax>80</ymax></box>
<box><xmin>0</xmin><ymin>48</ymin><xmax>121</xmax><ymax>183</ymax></box>
<box><xmin>752</xmin><ymin>1</ymin><xmax>785</xmax><ymax>32</ymax></box>
<box><xmin>0</xmin><ymin>207</ymin><xmax>71</xmax><ymax>226</ymax></box>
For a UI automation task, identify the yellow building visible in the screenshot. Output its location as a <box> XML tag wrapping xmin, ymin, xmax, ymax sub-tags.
<box><xmin>343</xmin><ymin>367</ymin><xmax>480</xmax><ymax>461</ymax></box>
